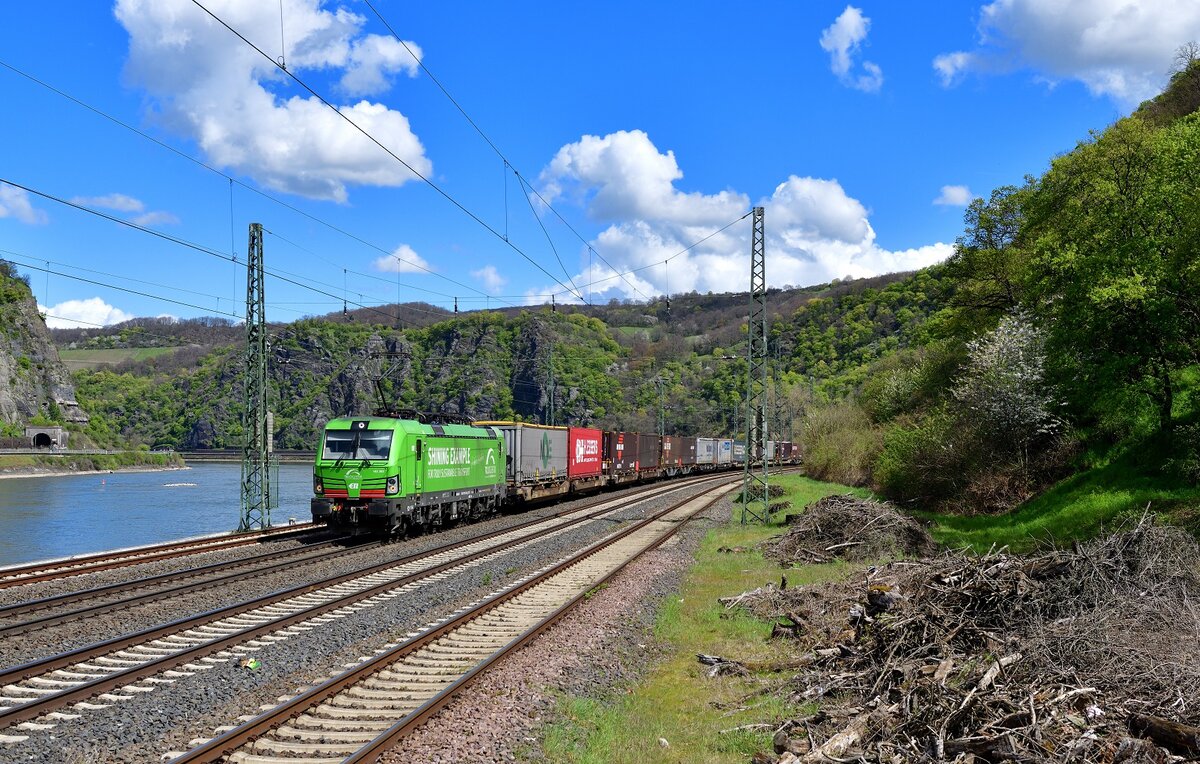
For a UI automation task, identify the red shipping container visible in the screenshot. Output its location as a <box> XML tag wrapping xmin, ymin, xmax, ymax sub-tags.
<box><xmin>568</xmin><ymin>427</ymin><xmax>604</xmax><ymax>478</ymax></box>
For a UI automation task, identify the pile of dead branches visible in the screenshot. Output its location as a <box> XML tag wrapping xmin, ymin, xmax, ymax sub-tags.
<box><xmin>764</xmin><ymin>494</ymin><xmax>936</xmax><ymax>564</ymax></box>
<box><xmin>742</xmin><ymin>518</ymin><xmax>1200</xmax><ymax>762</ymax></box>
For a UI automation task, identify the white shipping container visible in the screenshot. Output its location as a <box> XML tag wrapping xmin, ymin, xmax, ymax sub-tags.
<box><xmin>696</xmin><ymin>437</ymin><xmax>717</xmax><ymax>465</ymax></box>
<box><xmin>717</xmin><ymin>439</ymin><xmax>733</xmax><ymax>464</ymax></box>
<box><xmin>486</xmin><ymin>423</ymin><xmax>568</xmax><ymax>484</ymax></box>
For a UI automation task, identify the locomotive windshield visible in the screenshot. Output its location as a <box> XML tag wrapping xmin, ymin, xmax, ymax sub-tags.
<box><xmin>322</xmin><ymin>429</ymin><xmax>393</xmax><ymax>461</ymax></box>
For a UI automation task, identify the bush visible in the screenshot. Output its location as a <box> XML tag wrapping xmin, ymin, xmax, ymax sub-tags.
<box><xmin>799</xmin><ymin>401</ymin><xmax>881</xmax><ymax>486</ymax></box>
<box><xmin>875</xmin><ymin>410</ymin><xmax>973</xmax><ymax>505</ymax></box>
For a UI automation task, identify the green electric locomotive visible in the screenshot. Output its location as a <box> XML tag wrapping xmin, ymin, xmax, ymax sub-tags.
<box><xmin>311</xmin><ymin>412</ymin><xmax>506</xmax><ymax>535</ymax></box>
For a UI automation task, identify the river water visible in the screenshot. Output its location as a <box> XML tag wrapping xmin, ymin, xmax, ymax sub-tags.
<box><xmin>0</xmin><ymin>463</ymin><xmax>313</xmax><ymax>567</ymax></box>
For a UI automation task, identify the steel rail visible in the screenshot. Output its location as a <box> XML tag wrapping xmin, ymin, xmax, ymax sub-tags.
<box><xmin>170</xmin><ymin>479</ymin><xmax>736</xmax><ymax>762</ymax></box>
<box><xmin>0</xmin><ymin>474</ymin><xmax>731</xmax><ymax>729</ymax></box>
<box><xmin>0</xmin><ymin>523</ymin><xmax>318</xmax><ymax>589</ymax></box>
<box><xmin>0</xmin><ymin>536</ymin><xmax>360</xmax><ymax>636</ymax></box>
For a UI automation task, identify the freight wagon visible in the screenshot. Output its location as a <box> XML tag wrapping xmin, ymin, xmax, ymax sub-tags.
<box><xmin>567</xmin><ymin>426</ymin><xmax>605</xmax><ymax>492</ymax></box>
<box><xmin>605</xmin><ymin>431</ymin><xmax>641</xmax><ymax>483</ymax></box>
<box><xmin>678</xmin><ymin>436</ymin><xmax>698</xmax><ymax>467</ymax></box>
<box><xmin>717</xmin><ymin>438</ymin><xmax>733</xmax><ymax>465</ymax></box>
<box><xmin>475</xmin><ymin>421</ymin><xmax>570</xmax><ymax>501</ymax></box>
<box><xmin>661</xmin><ymin>435</ymin><xmax>682</xmax><ymax>472</ymax></box>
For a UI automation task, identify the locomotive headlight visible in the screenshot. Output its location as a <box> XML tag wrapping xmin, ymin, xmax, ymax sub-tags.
<box><xmin>386</xmin><ymin>475</ymin><xmax>399</xmax><ymax>495</ymax></box>
<box><xmin>313</xmin><ymin>475</ymin><xmax>323</xmax><ymax>495</ymax></box>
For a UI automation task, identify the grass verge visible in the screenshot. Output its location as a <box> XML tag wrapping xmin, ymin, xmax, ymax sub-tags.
<box><xmin>540</xmin><ymin>475</ymin><xmax>860</xmax><ymax>763</ymax></box>
<box><xmin>918</xmin><ymin>451</ymin><xmax>1200</xmax><ymax>553</ymax></box>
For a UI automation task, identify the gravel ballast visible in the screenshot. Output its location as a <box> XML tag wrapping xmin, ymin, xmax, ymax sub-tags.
<box><xmin>377</xmin><ymin>493</ymin><xmax>733</xmax><ymax>764</ymax></box>
<box><xmin>0</xmin><ymin>478</ymin><xmax>734</xmax><ymax>763</ymax></box>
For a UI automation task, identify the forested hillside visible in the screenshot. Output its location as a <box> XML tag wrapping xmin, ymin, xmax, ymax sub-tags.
<box><xmin>49</xmin><ymin>58</ymin><xmax>1200</xmax><ymax>537</ymax></box>
<box><xmin>0</xmin><ymin>261</ymin><xmax>88</xmax><ymax>436</ymax></box>
<box><xmin>800</xmin><ymin>58</ymin><xmax>1200</xmax><ymax>520</ymax></box>
<box><xmin>59</xmin><ymin>269</ymin><xmax>944</xmax><ymax>451</ymax></box>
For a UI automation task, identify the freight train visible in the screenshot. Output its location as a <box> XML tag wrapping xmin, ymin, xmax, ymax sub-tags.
<box><xmin>311</xmin><ymin>410</ymin><xmax>800</xmax><ymax>535</ymax></box>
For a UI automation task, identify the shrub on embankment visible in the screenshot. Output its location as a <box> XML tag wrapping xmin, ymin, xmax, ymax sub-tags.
<box><xmin>797</xmin><ymin>59</ymin><xmax>1200</xmax><ymax>537</ymax></box>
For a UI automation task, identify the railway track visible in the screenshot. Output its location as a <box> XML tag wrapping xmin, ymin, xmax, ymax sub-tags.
<box><xmin>0</xmin><ymin>535</ymin><xmax>359</xmax><ymax>637</ymax></box>
<box><xmin>169</xmin><ymin>480</ymin><xmax>735</xmax><ymax>762</ymax></box>
<box><xmin>0</xmin><ymin>474</ymin><xmax>730</xmax><ymax>740</ymax></box>
<box><xmin>0</xmin><ymin>522</ymin><xmax>318</xmax><ymax>590</ymax></box>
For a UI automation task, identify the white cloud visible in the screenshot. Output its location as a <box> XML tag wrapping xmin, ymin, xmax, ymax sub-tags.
<box><xmin>933</xmin><ymin>51</ymin><xmax>974</xmax><ymax>87</ymax></box>
<box><xmin>114</xmin><ymin>0</ymin><xmax>432</xmax><ymax>203</ymax></box>
<box><xmin>819</xmin><ymin>6</ymin><xmax>884</xmax><ymax>93</ymax></box>
<box><xmin>0</xmin><ymin>183</ymin><xmax>48</xmax><ymax>225</ymax></box>
<box><xmin>340</xmin><ymin>36</ymin><xmax>422</xmax><ymax>96</ymax></box>
<box><xmin>70</xmin><ymin>193</ymin><xmax>145</xmax><ymax>212</ymax></box>
<box><xmin>935</xmin><ymin>0</ymin><xmax>1200</xmax><ymax>103</ymax></box>
<box><xmin>934</xmin><ymin>184</ymin><xmax>974</xmax><ymax>206</ymax></box>
<box><xmin>131</xmin><ymin>210</ymin><xmax>181</xmax><ymax>226</ymax></box>
<box><xmin>471</xmin><ymin>265</ymin><xmax>506</xmax><ymax>293</ymax></box>
<box><xmin>69</xmin><ymin>192</ymin><xmax>178</xmax><ymax>226</ymax></box>
<box><xmin>372</xmin><ymin>243</ymin><xmax>431</xmax><ymax>274</ymax></box>
<box><xmin>540</xmin><ymin>129</ymin><xmax>747</xmax><ymax>225</ymax></box>
<box><xmin>534</xmin><ymin>131</ymin><xmax>952</xmax><ymax>302</ymax></box>
<box><xmin>39</xmin><ymin>298</ymin><xmax>134</xmax><ymax>328</ymax></box>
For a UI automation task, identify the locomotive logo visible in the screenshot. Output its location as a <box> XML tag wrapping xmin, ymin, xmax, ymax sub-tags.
<box><xmin>484</xmin><ymin>447</ymin><xmax>497</xmax><ymax>477</ymax></box>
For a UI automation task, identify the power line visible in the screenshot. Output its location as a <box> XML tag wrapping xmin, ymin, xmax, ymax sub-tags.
<box><xmin>2</xmin><ymin>49</ymin><xmax>748</xmax><ymax>310</ymax></box>
<box><xmin>550</xmin><ymin>211</ymin><xmax>754</xmax><ymax>298</ymax></box>
<box><xmin>0</xmin><ymin>58</ymin><xmax>518</xmax><ymax>309</ymax></box>
<box><xmin>5</xmin><ymin>257</ymin><xmax>242</xmax><ymax>319</ymax></box>
<box><xmin>361</xmin><ymin>0</ymin><xmax>649</xmax><ymax>301</ymax></box>
<box><xmin>262</xmin><ymin>228</ymin><xmax>462</xmax><ymax>312</ymax></box>
<box><xmin>0</xmin><ymin>247</ymin><xmax>228</xmax><ymax>306</ymax></box>
<box><xmin>1</xmin><ymin>179</ymin><xmax>440</xmax><ymax>327</ymax></box>
<box><xmin>189</xmin><ymin>0</ymin><xmax>589</xmax><ymax>305</ymax></box>
<box><xmin>514</xmin><ymin>172</ymin><xmax>579</xmax><ymax>298</ymax></box>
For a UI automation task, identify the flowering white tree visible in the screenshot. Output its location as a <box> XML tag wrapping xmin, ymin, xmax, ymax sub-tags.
<box><xmin>952</xmin><ymin>311</ymin><xmax>1059</xmax><ymax>447</ymax></box>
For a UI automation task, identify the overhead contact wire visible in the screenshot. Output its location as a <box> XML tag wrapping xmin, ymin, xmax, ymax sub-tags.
<box><xmin>1</xmin><ymin>179</ymin><xmax>429</xmax><ymax>326</ymax></box>
<box><xmin>189</xmin><ymin>0</ymin><xmax>588</xmax><ymax>305</ymax></box>
<box><xmin>362</xmin><ymin>0</ymin><xmax>649</xmax><ymax>301</ymax></box>
<box><xmin>0</xmin><ymin>59</ymin><xmax>510</xmax><ymax>309</ymax></box>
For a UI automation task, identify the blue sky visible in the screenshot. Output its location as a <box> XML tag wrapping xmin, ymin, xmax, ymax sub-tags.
<box><xmin>0</xmin><ymin>1</ymin><xmax>1196</xmax><ymax>328</ymax></box>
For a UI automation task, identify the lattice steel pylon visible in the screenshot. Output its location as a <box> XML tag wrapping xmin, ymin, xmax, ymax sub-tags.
<box><xmin>742</xmin><ymin>207</ymin><xmax>769</xmax><ymax>523</ymax></box>
<box><xmin>239</xmin><ymin>222</ymin><xmax>271</xmax><ymax>531</ymax></box>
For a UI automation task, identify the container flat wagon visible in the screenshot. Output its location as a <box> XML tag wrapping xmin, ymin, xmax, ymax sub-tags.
<box><xmin>717</xmin><ymin>438</ymin><xmax>733</xmax><ymax>465</ymax></box>
<box><xmin>637</xmin><ymin>433</ymin><xmax>661</xmax><ymax>478</ymax></box>
<box><xmin>476</xmin><ymin>421</ymin><xmax>569</xmax><ymax>501</ymax></box>
<box><xmin>605</xmin><ymin>431</ymin><xmax>640</xmax><ymax>483</ymax></box>
<box><xmin>678</xmin><ymin>436</ymin><xmax>698</xmax><ymax>468</ymax></box>
<box><xmin>733</xmin><ymin>441</ymin><xmax>746</xmax><ymax>464</ymax></box>
<box><xmin>661</xmin><ymin>435</ymin><xmax>682</xmax><ymax>472</ymax></box>
<box><xmin>567</xmin><ymin>426</ymin><xmax>604</xmax><ymax>492</ymax></box>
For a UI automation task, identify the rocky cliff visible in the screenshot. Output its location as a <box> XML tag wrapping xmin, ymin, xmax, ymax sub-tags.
<box><xmin>0</xmin><ymin>262</ymin><xmax>88</xmax><ymax>429</ymax></box>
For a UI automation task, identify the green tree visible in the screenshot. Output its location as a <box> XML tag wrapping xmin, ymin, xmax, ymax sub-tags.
<box><xmin>1024</xmin><ymin>115</ymin><xmax>1200</xmax><ymax>433</ymax></box>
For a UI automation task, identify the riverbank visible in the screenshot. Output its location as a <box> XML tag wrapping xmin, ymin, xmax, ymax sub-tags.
<box><xmin>0</xmin><ymin>451</ymin><xmax>186</xmax><ymax>479</ymax></box>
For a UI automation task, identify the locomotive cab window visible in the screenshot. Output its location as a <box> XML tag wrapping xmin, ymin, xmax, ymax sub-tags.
<box><xmin>322</xmin><ymin>429</ymin><xmax>393</xmax><ymax>461</ymax></box>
